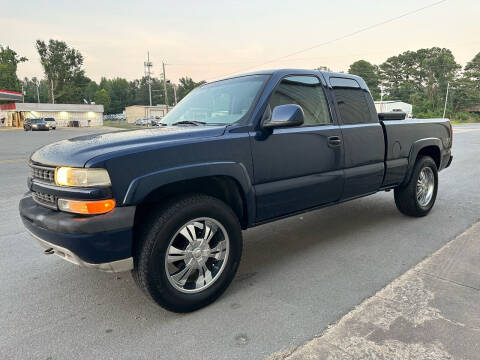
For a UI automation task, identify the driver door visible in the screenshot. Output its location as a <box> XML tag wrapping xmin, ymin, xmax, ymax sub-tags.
<box><xmin>250</xmin><ymin>75</ymin><xmax>344</xmax><ymax>222</ymax></box>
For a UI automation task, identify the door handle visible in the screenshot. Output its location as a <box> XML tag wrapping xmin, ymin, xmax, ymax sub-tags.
<box><xmin>328</xmin><ymin>136</ymin><xmax>342</xmax><ymax>147</ymax></box>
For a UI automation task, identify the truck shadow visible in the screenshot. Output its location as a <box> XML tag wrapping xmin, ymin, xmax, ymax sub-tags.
<box><xmin>40</xmin><ymin>193</ymin><xmax>408</xmax><ymax>320</ymax></box>
<box><xmin>228</xmin><ymin>193</ymin><xmax>406</xmax><ymax>295</ymax></box>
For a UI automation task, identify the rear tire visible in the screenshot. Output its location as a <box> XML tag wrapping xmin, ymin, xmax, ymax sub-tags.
<box><xmin>132</xmin><ymin>194</ymin><xmax>243</xmax><ymax>313</ymax></box>
<box><xmin>394</xmin><ymin>156</ymin><xmax>438</xmax><ymax>217</ymax></box>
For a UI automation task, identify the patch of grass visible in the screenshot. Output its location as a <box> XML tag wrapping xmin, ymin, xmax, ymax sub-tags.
<box><xmin>103</xmin><ymin>120</ymin><xmax>138</xmax><ymax>129</ymax></box>
<box><xmin>450</xmin><ymin>119</ymin><xmax>480</xmax><ymax>125</ymax></box>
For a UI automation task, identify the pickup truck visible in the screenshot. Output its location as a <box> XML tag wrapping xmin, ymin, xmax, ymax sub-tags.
<box><xmin>19</xmin><ymin>69</ymin><xmax>453</xmax><ymax>312</ymax></box>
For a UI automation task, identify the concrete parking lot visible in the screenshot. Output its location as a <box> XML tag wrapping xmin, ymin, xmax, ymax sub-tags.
<box><xmin>1</xmin><ymin>125</ymin><xmax>479</xmax><ymax>359</ymax></box>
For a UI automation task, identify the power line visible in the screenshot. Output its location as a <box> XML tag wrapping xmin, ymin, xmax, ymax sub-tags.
<box><xmin>167</xmin><ymin>40</ymin><xmax>478</xmax><ymax>69</ymax></box>
<box><xmin>208</xmin><ymin>0</ymin><xmax>449</xmax><ymax>80</ymax></box>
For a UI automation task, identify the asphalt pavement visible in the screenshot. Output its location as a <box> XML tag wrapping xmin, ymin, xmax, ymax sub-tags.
<box><xmin>1</xmin><ymin>125</ymin><xmax>479</xmax><ymax>360</ymax></box>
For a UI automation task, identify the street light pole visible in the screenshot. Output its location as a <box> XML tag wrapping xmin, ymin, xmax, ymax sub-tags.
<box><xmin>442</xmin><ymin>81</ymin><xmax>450</xmax><ymax>119</ymax></box>
<box><xmin>173</xmin><ymin>83</ymin><xmax>178</xmax><ymax>105</ymax></box>
<box><xmin>50</xmin><ymin>79</ymin><xmax>55</xmax><ymax>104</ymax></box>
<box><xmin>379</xmin><ymin>86</ymin><xmax>384</xmax><ymax>113</ymax></box>
<box><xmin>163</xmin><ymin>61</ymin><xmax>169</xmax><ymax>112</ymax></box>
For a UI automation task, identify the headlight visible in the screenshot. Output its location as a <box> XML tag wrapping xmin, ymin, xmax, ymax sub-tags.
<box><xmin>55</xmin><ymin>167</ymin><xmax>111</xmax><ymax>187</ymax></box>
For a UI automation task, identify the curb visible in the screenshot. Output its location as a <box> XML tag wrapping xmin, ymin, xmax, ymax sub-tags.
<box><xmin>268</xmin><ymin>221</ymin><xmax>480</xmax><ymax>360</ymax></box>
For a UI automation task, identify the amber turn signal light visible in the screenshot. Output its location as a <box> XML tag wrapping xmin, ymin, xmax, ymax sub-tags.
<box><xmin>57</xmin><ymin>198</ymin><xmax>116</xmax><ymax>215</ymax></box>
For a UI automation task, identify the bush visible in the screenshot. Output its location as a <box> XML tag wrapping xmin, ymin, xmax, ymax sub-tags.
<box><xmin>451</xmin><ymin>111</ymin><xmax>480</xmax><ymax>122</ymax></box>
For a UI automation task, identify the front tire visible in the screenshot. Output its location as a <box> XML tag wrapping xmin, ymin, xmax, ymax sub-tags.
<box><xmin>132</xmin><ymin>194</ymin><xmax>243</xmax><ymax>312</ymax></box>
<box><xmin>394</xmin><ymin>156</ymin><xmax>438</xmax><ymax>217</ymax></box>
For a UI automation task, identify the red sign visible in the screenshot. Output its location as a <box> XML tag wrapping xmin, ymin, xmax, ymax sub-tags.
<box><xmin>0</xmin><ymin>89</ymin><xmax>22</xmax><ymax>95</ymax></box>
<box><xmin>0</xmin><ymin>103</ymin><xmax>16</xmax><ymax>110</ymax></box>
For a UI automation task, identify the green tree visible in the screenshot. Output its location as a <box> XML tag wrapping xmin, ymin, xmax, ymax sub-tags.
<box><xmin>315</xmin><ymin>66</ymin><xmax>332</xmax><ymax>72</ymax></box>
<box><xmin>448</xmin><ymin>52</ymin><xmax>480</xmax><ymax>115</ymax></box>
<box><xmin>464</xmin><ymin>52</ymin><xmax>480</xmax><ymax>89</ymax></box>
<box><xmin>450</xmin><ymin>77</ymin><xmax>478</xmax><ymax>114</ymax></box>
<box><xmin>20</xmin><ymin>77</ymin><xmax>50</xmax><ymax>103</ymax></box>
<box><xmin>36</xmin><ymin>39</ymin><xmax>85</xmax><ymax>103</ymax></box>
<box><xmin>380</xmin><ymin>47</ymin><xmax>461</xmax><ymax>117</ymax></box>
<box><xmin>94</xmin><ymin>89</ymin><xmax>111</xmax><ymax>112</ymax></box>
<box><xmin>176</xmin><ymin>77</ymin><xmax>206</xmax><ymax>102</ymax></box>
<box><xmin>348</xmin><ymin>60</ymin><xmax>380</xmax><ymax>100</ymax></box>
<box><xmin>84</xmin><ymin>81</ymin><xmax>99</xmax><ymax>103</ymax></box>
<box><xmin>100</xmin><ymin>77</ymin><xmax>129</xmax><ymax>113</ymax></box>
<box><xmin>0</xmin><ymin>45</ymin><xmax>27</xmax><ymax>92</ymax></box>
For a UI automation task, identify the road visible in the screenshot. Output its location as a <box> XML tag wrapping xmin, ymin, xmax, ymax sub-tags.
<box><xmin>1</xmin><ymin>125</ymin><xmax>479</xmax><ymax>360</ymax></box>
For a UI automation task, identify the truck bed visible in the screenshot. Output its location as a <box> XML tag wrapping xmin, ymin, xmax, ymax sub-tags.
<box><xmin>380</xmin><ymin>118</ymin><xmax>452</xmax><ymax>187</ymax></box>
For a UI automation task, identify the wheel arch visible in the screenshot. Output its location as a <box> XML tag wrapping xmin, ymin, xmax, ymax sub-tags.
<box><xmin>403</xmin><ymin>138</ymin><xmax>441</xmax><ymax>185</ymax></box>
<box><xmin>126</xmin><ymin>162</ymin><xmax>255</xmax><ymax>229</ymax></box>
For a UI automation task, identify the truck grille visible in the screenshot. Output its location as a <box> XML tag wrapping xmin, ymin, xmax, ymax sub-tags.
<box><xmin>30</xmin><ymin>164</ymin><xmax>55</xmax><ymax>184</ymax></box>
<box><xmin>32</xmin><ymin>191</ymin><xmax>57</xmax><ymax>210</ymax></box>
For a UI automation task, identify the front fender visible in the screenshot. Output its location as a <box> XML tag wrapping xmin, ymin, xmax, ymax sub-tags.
<box><xmin>122</xmin><ymin>161</ymin><xmax>256</xmax><ymax>223</ymax></box>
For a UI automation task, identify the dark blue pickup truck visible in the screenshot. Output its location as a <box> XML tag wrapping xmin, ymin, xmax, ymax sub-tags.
<box><xmin>19</xmin><ymin>69</ymin><xmax>452</xmax><ymax>312</ymax></box>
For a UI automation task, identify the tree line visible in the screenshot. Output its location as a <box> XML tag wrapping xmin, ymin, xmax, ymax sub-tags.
<box><xmin>1</xmin><ymin>40</ymin><xmax>479</xmax><ymax>120</ymax></box>
<box><xmin>347</xmin><ymin>48</ymin><xmax>480</xmax><ymax>120</ymax></box>
<box><xmin>0</xmin><ymin>40</ymin><xmax>205</xmax><ymax>114</ymax></box>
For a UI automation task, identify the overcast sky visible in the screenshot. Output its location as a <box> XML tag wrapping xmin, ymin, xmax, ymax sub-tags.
<box><xmin>2</xmin><ymin>0</ymin><xmax>479</xmax><ymax>83</ymax></box>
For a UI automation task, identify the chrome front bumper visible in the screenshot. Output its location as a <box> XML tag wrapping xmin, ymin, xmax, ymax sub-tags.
<box><xmin>29</xmin><ymin>230</ymin><xmax>134</xmax><ymax>273</ymax></box>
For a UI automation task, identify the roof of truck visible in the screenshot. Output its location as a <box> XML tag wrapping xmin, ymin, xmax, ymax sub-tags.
<box><xmin>212</xmin><ymin>68</ymin><xmax>368</xmax><ymax>90</ymax></box>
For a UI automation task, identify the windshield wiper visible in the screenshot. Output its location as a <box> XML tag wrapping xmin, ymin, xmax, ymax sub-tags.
<box><xmin>171</xmin><ymin>120</ymin><xmax>206</xmax><ymax>126</ymax></box>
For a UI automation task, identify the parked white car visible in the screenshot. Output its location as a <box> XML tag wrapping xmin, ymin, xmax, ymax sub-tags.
<box><xmin>43</xmin><ymin>118</ymin><xmax>57</xmax><ymax>130</ymax></box>
<box><xmin>135</xmin><ymin>118</ymin><xmax>158</xmax><ymax>126</ymax></box>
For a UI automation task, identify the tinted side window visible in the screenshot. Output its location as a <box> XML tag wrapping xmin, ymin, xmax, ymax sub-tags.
<box><xmin>269</xmin><ymin>76</ymin><xmax>331</xmax><ymax>126</ymax></box>
<box><xmin>333</xmin><ymin>87</ymin><xmax>373</xmax><ymax>125</ymax></box>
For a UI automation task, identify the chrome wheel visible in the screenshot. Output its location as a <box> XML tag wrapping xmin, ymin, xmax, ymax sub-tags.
<box><xmin>416</xmin><ymin>167</ymin><xmax>435</xmax><ymax>207</ymax></box>
<box><xmin>165</xmin><ymin>218</ymin><xmax>229</xmax><ymax>293</ymax></box>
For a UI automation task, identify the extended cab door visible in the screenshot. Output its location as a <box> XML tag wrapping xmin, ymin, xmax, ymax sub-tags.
<box><xmin>250</xmin><ymin>75</ymin><xmax>344</xmax><ymax>222</ymax></box>
<box><xmin>328</xmin><ymin>76</ymin><xmax>385</xmax><ymax>199</ymax></box>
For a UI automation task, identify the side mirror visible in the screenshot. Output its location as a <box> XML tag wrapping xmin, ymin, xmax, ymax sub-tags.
<box><xmin>262</xmin><ymin>104</ymin><xmax>304</xmax><ymax>129</ymax></box>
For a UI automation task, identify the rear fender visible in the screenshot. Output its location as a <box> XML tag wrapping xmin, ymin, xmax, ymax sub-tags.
<box><xmin>403</xmin><ymin>138</ymin><xmax>441</xmax><ymax>185</ymax></box>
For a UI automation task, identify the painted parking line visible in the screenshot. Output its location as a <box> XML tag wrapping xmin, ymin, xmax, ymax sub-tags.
<box><xmin>454</xmin><ymin>128</ymin><xmax>480</xmax><ymax>134</ymax></box>
<box><xmin>0</xmin><ymin>158</ymin><xmax>27</xmax><ymax>164</ymax></box>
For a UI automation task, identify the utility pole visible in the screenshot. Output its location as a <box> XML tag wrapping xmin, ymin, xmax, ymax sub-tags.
<box><xmin>50</xmin><ymin>79</ymin><xmax>55</xmax><ymax>104</ymax></box>
<box><xmin>442</xmin><ymin>81</ymin><xmax>450</xmax><ymax>119</ymax></box>
<box><xmin>21</xmin><ymin>82</ymin><xmax>25</xmax><ymax>103</ymax></box>
<box><xmin>144</xmin><ymin>52</ymin><xmax>153</xmax><ymax>106</ymax></box>
<box><xmin>162</xmin><ymin>61</ymin><xmax>169</xmax><ymax>112</ymax></box>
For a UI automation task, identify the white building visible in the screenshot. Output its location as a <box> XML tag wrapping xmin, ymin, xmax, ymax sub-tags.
<box><xmin>0</xmin><ymin>103</ymin><xmax>104</xmax><ymax>128</ymax></box>
<box><xmin>125</xmin><ymin>105</ymin><xmax>170</xmax><ymax>123</ymax></box>
<box><xmin>374</xmin><ymin>101</ymin><xmax>413</xmax><ymax>118</ymax></box>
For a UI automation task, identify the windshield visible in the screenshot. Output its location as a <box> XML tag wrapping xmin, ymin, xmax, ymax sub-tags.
<box><xmin>31</xmin><ymin>119</ymin><xmax>43</xmax><ymax>124</ymax></box>
<box><xmin>161</xmin><ymin>75</ymin><xmax>268</xmax><ymax>126</ymax></box>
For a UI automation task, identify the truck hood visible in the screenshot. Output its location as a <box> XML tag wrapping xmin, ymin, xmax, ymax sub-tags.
<box><xmin>30</xmin><ymin>125</ymin><xmax>227</xmax><ymax>167</ymax></box>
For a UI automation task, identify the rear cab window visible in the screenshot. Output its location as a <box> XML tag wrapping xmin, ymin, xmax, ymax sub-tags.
<box><xmin>330</xmin><ymin>77</ymin><xmax>376</xmax><ymax>124</ymax></box>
